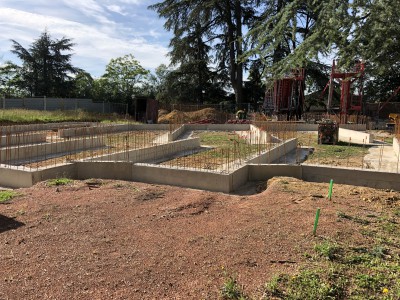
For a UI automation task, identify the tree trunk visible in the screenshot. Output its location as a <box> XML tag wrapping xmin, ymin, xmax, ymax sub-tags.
<box><xmin>226</xmin><ymin>0</ymin><xmax>243</xmax><ymax>108</ymax></box>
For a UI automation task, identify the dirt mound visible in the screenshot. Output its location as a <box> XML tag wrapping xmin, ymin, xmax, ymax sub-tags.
<box><xmin>158</xmin><ymin>109</ymin><xmax>189</xmax><ymax>124</ymax></box>
<box><xmin>158</xmin><ymin>109</ymin><xmax>169</xmax><ymax>117</ymax></box>
<box><xmin>158</xmin><ymin>108</ymin><xmax>230</xmax><ymax>124</ymax></box>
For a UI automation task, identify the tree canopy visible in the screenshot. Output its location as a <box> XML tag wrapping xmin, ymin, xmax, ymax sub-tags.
<box><xmin>2</xmin><ymin>1</ymin><xmax>400</xmax><ymax>105</ymax></box>
<box><xmin>92</xmin><ymin>54</ymin><xmax>149</xmax><ymax>103</ymax></box>
<box><xmin>10</xmin><ymin>30</ymin><xmax>77</xmax><ymax>97</ymax></box>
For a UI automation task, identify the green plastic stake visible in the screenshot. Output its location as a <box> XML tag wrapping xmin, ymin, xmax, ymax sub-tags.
<box><xmin>313</xmin><ymin>208</ymin><xmax>321</xmax><ymax>236</ymax></box>
<box><xmin>327</xmin><ymin>179</ymin><xmax>334</xmax><ymax>200</ymax></box>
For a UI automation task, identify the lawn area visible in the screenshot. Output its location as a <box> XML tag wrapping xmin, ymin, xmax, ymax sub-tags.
<box><xmin>0</xmin><ymin>109</ymin><xmax>131</xmax><ymax>124</ymax></box>
<box><xmin>297</xmin><ymin>132</ymin><xmax>371</xmax><ymax>168</ymax></box>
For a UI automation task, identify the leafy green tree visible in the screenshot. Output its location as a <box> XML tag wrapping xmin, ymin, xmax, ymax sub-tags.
<box><xmin>168</xmin><ymin>22</ymin><xmax>212</xmax><ymax>104</ymax></box>
<box><xmin>0</xmin><ymin>61</ymin><xmax>28</xmax><ymax>97</ymax></box>
<box><xmin>243</xmin><ymin>61</ymin><xmax>266</xmax><ymax>106</ymax></box>
<box><xmin>71</xmin><ymin>71</ymin><xmax>94</xmax><ymax>99</ymax></box>
<box><xmin>141</xmin><ymin>64</ymin><xmax>172</xmax><ymax>101</ymax></box>
<box><xmin>96</xmin><ymin>54</ymin><xmax>149</xmax><ymax>103</ymax></box>
<box><xmin>10</xmin><ymin>30</ymin><xmax>77</xmax><ymax>97</ymax></box>
<box><xmin>248</xmin><ymin>0</ymin><xmax>400</xmax><ymax>102</ymax></box>
<box><xmin>150</xmin><ymin>0</ymin><xmax>260</xmax><ymax>106</ymax></box>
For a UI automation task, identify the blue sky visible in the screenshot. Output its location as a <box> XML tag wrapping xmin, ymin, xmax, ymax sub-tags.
<box><xmin>0</xmin><ymin>0</ymin><xmax>171</xmax><ymax>77</ymax></box>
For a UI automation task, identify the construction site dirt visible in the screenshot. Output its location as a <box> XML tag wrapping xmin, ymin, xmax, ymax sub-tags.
<box><xmin>1</xmin><ymin>177</ymin><xmax>399</xmax><ymax>299</ymax></box>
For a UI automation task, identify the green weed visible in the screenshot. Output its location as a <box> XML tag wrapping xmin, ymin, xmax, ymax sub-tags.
<box><xmin>221</xmin><ymin>275</ymin><xmax>247</xmax><ymax>300</ymax></box>
<box><xmin>0</xmin><ymin>190</ymin><xmax>18</xmax><ymax>203</ymax></box>
<box><xmin>46</xmin><ymin>178</ymin><xmax>73</xmax><ymax>186</ymax></box>
<box><xmin>314</xmin><ymin>241</ymin><xmax>342</xmax><ymax>261</ymax></box>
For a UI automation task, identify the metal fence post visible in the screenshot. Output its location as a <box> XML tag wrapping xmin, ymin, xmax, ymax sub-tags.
<box><xmin>44</xmin><ymin>96</ymin><xmax>47</xmax><ymax>111</ymax></box>
<box><xmin>2</xmin><ymin>96</ymin><xmax>5</xmax><ymax>109</ymax></box>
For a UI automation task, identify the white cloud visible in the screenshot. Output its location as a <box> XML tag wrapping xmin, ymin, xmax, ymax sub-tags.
<box><xmin>119</xmin><ymin>0</ymin><xmax>141</xmax><ymax>4</ymax></box>
<box><xmin>0</xmin><ymin>6</ymin><xmax>169</xmax><ymax>76</ymax></box>
<box><xmin>106</xmin><ymin>5</ymin><xmax>127</xmax><ymax>16</ymax></box>
<box><xmin>61</xmin><ymin>0</ymin><xmax>114</xmax><ymax>26</ymax></box>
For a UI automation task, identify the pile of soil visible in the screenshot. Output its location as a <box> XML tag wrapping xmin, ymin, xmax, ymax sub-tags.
<box><xmin>158</xmin><ymin>108</ymin><xmax>230</xmax><ymax>124</ymax></box>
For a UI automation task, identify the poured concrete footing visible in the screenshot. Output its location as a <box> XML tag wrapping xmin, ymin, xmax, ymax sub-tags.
<box><xmin>338</xmin><ymin>128</ymin><xmax>374</xmax><ymax>144</ymax></box>
<box><xmin>0</xmin><ymin>137</ymin><xmax>105</xmax><ymax>164</ymax></box>
<box><xmin>2</xmin><ymin>161</ymin><xmax>400</xmax><ymax>192</ymax></box>
<box><xmin>0</xmin><ymin>133</ymin><xmax>47</xmax><ymax>146</ymax></box>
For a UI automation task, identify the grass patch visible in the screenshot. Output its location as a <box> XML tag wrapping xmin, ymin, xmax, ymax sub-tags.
<box><xmin>0</xmin><ymin>190</ymin><xmax>18</xmax><ymax>203</ymax></box>
<box><xmin>263</xmin><ymin>269</ymin><xmax>348</xmax><ymax>299</ymax></box>
<box><xmin>162</xmin><ymin>131</ymin><xmax>269</xmax><ymax>170</ymax></box>
<box><xmin>46</xmin><ymin>178</ymin><xmax>73</xmax><ymax>186</ymax></box>
<box><xmin>297</xmin><ymin>132</ymin><xmax>371</xmax><ymax>167</ymax></box>
<box><xmin>221</xmin><ymin>275</ymin><xmax>247</xmax><ymax>300</ymax></box>
<box><xmin>199</xmin><ymin>131</ymin><xmax>260</xmax><ymax>156</ymax></box>
<box><xmin>0</xmin><ymin>108</ymin><xmax>130</xmax><ymax>125</ymax></box>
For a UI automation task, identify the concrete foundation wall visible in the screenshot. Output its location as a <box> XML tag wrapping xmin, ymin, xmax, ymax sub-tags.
<box><xmin>0</xmin><ymin>122</ymin><xmax>93</xmax><ymax>134</ymax></box>
<box><xmin>248</xmin><ymin>164</ymin><xmax>400</xmax><ymax>191</ymax></box>
<box><xmin>169</xmin><ymin>125</ymin><xmax>186</xmax><ymax>141</ymax></box>
<box><xmin>132</xmin><ymin>164</ymin><xmax>232</xmax><ymax>193</ymax></box>
<box><xmin>302</xmin><ymin>165</ymin><xmax>400</xmax><ymax>190</ymax></box>
<box><xmin>59</xmin><ymin>124</ymin><xmax>170</xmax><ymax>138</ymax></box>
<box><xmin>247</xmin><ymin>125</ymin><xmax>280</xmax><ymax>144</ymax></box>
<box><xmin>256</xmin><ymin>122</ymin><xmax>367</xmax><ymax>132</ymax></box>
<box><xmin>2</xmin><ymin>159</ymin><xmax>400</xmax><ymax>192</ymax></box>
<box><xmin>184</xmin><ymin>124</ymin><xmax>251</xmax><ymax>131</ymax></box>
<box><xmin>76</xmin><ymin>162</ymin><xmax>133</xmax><ymax>181</ymax></box>
<box><xmin>0</xmin><ymin>137</ymin><xmax>105</xmax><ymax>163</ymax></box>
<box><xmin>0</xmin><ymin>165</ymin><xmax>33</xmax><ymax>188</ymax></box>
<box><xmin>394</xmin><ymin>137</ymin><xmax>399</xmax><ymax>157</ymax></box>
<box><xmin>339</xmin><ymin>128</ymin><xmax>373</xmax><ymax>144</ymax></box>
<box><xmin>0</xmin><ymin>133</ymin><xmax>47</xmax><ymax>146</ymax></box>
<box><xmin>230</xmin><ymin>165</ymin><xmax>249</xmax><ymax>191</ymax></box>
<box><xmin>248</xmin><ymin>164</ymin><xmax>302</xmax><ymax>181</ymax></box>
<box><xmin>246</xmin><ymin>138</ymin><xmax>298</xmax><ymax>164</ymax></box>
<box><xmin>31</xmin><ymin>164</ymin><xmax>77</xmax><ymax>185</ymax></box>
<box><xmin>258</xmin><ymin>122</ymin><xmax>317</xmax><ymax>132</ymax></box>
<box><xmin>87</xmin><ymin>138</ymin><xmax>200</xmax><ymax>163</ymax></box>
<box><xmin>340</xmin><ymin>124</ymin><xmax>367</xmax><ymax>131</ymax></box>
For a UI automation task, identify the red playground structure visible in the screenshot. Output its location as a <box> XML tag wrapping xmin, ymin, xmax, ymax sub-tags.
<box><xmin>322</xmin><ymin>60</ymin><xmax>365</xmax><ymax>123</ymax></box>
<box><xmin>263</xmin><ymin>68</ymin><xmax>305</xmax><ymax>120</ymax></box>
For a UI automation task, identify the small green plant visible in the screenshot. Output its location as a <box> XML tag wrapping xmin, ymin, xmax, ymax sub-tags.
<box><xmin>314</xmin><ymin>241</ymin><xmax>341</xmax><ymax>261</ymax></box>
<box><xmin>221</xmin><ymin>275</ymin><xmax>247</xmax><ymax>300</ymax></box>
<box><xmin>47</xmin><ymin>178</ymin><xmax>73</xmax><ymax>186</ymax></box>
<box><xmin>264</xmin><ymin>275</ymin><xmax>281</xmax><ymax>296</ymax></box>
<box><xmin>0</xmin><ymin>190</ymin><xmax>18</xmax><ymax>203</ymax></box>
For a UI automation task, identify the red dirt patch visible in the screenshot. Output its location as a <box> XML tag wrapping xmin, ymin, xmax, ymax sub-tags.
<box><xmin>0</xmin><ymin>178</ymin><xmax>398</xmax><ymax>299</ymax></box>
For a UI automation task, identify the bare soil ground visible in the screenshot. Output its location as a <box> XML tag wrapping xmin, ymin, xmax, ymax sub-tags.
<box><xmin>1</xmin><ymin>178</ymin><xmax>399</xmax><ymax>299</ymax></box>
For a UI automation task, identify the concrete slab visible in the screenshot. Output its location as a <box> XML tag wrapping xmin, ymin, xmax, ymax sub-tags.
<box><xmin>339</xmin><ymin>128</ymin><xmax>374</xmax><ymax>144</ymax></box>
<box><xmin>364</xmin><ymin>144</ymin><xmax>400</xmax><ymax>173</ymax></box>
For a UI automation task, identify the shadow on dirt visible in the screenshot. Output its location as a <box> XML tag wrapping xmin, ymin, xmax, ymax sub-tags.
<box><xmin>0</xmin><ymin>215</ymin><xmax>25</xmax><ymax>234</ymax></box>
<box><xmin>231</xmin><ymin>181</ymin><xmax>269</xmax><ymax>196</ymax></box>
